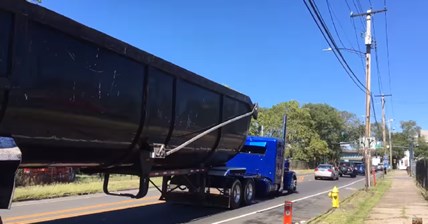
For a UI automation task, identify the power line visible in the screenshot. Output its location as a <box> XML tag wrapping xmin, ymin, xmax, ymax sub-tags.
<box><xmin>345</xmin><ymin>0</ymin><xmax>365</xmax><ymax>72</ymax></box>
<box><xmin>351</xmin><ymin>0</ymin><xmax>366</xmax><ymax>28</ymax></box>
<box><xmin>372</xmin><ymin>16</ymin><xmax>384</xmax><ymax>94</ymax></box>
<box><xmin>350</xmin><ymin>17</ymin><xmax>366</xmax><ymax>72</ymax></box>
<box><xmin>371</xmin><ymin>94</ymin><xmax>382</xmax><ymax>137</ymax></box>
<box><xmin>325</xmin><ymin>0</ymin><xmax>345</xmax><ymax>47</ymax></box>
<box><xmin>383</xmin><ymin>0</ymin><xmax>395</xmax><ymax>119</ymax></box>
<box><xmin>326</xmin><ymin>0</ymin><xmax>357</xmax><ymax>50</ymax></box>
<box><xmin>304</xmin><ymin>0</ymin><xmax>368</xmax><ymax>93</ymax></box>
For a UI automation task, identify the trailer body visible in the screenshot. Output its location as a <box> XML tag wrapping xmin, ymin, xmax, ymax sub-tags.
<box><xmin>0</xmin><ymin>0</ymin><xmax>255</xmax><ymax>209</ymax></box>
<box><xmin>0</xmin><ymin>1</ymin><xmax>296</xmax><ymax>210</ymax></box>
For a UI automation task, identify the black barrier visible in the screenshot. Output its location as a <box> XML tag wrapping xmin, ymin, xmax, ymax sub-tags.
<box><xmin>415</xmin><ymin>159</ymin><xmax>428</xmax><ymax>192</ymax></box>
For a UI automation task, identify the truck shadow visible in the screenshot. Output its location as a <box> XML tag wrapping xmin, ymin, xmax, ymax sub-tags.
<box><xmin>37</xmin><ymin>202</ymin><xmax>225</xmax><ymax>224</ymax></box>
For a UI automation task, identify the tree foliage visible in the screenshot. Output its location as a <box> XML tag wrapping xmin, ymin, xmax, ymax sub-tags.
<box><xmin>340</xmin><ymin>111</ymin><xmax>364</xmax><ymax>143</ymax></box>
<box><xmin>249</xmin><ymin>101</ymin><xmax>426</xmax><ymax>165</ymax></box>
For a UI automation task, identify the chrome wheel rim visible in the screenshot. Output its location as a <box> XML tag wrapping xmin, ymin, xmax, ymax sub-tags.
<box><xmin>246</xmin><ymin>182</ymin><xmax>254</xmax><ymax>200</ymax></box>
<box><xmin>233</xmin><ymin>185</ymin><xmax>241</xmax><ymax>204</ymax></box>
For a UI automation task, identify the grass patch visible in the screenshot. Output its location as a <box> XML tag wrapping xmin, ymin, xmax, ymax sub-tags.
<box><xmin>13</xmin><ymin>176</ymin><xmax>162</xmax><ymax>202</ymax></box>
<box><xmin>294</xmin><ymin>169</ymin><xmax>314</xmax><ymax>175</ymax></box>
<box><xmin>309</xmin><ymin>178</ymin><xmax>392</xmax><ymax>224</ymax></box>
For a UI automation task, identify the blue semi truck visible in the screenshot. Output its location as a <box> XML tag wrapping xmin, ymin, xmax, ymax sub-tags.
<box><xmin>152</xmin><ymin>136</ymin><xmax>297</xmax><ymax>209</ymax></box>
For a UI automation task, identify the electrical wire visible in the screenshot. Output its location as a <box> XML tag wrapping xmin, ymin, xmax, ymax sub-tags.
<box><xmin>350</xmin><ymin>17</ymin><xmax>366</xmax><ymax>72</ymax></box>
<box><xmin>370</xmin><ymin>94</ymin><xmax>382</xmax><ymax>140</ymax></box>
<box><xmin>351</xmin><ymin>0</ymin><xmax>366</xmax><ymax>28</ymax></box>
<box><xmin>326</xmin><ymin>0</ymin><xmax>357</xmax><ymax>50</ymax></box>
<box><xmin>304</xmin><ymin>0</ymin><xmax>368</xmax><ymax>94</ymax></box>
<box><xmin>383</xmin><ymin>0</ymin><xmax>395</xmax><ymax>119</ymax></box>
<box><xmin>325</xmin><ymin>0</ymin><xmax>345</xmax><ymax>48</ymax></box>
<box><xmin>307</xmin><ymin>0</ymin><xmax>381</xmax><ymax>138</ymax></box>
<box><xmin>372</xmin><ymin>17</ymin><xmax>384</xmax><ymax>94</ymax></box>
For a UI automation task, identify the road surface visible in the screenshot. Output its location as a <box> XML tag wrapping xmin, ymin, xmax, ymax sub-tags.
<box><xmin>1</xmin><ymin>173</ymin><xmax>375</xmax><ymax>224</ymax></box>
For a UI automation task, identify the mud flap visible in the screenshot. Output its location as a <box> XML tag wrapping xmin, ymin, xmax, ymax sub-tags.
<box><xmin>0</xmin><ymin>137</ymin><xmax>21</xmax><ymax>209</ymax></box>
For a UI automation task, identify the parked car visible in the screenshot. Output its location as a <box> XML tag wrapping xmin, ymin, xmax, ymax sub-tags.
<box><xmin>353</xmin><ymin>162</ymin><xmax>365</xmax><ymax>175</ymax></box>
<box><xmin>314</xmin><ymin>164</ymin><xmax>339</xmax><ymax>180</ymax></box>
<box><xmin>338</xmin><ymin>161</ymin><xmax>357</xmax><ymax>178</ymax></box>
<box><xmin>376</xmin><ymin>164</ymin><xmax>384</xmax><ymax>171</ymax></box>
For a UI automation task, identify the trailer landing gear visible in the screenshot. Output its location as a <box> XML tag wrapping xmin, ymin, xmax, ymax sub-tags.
<box><xmin>103</xmin><ymin>150</ymin><xmax>153</xmax><ymax>199</ymax></box>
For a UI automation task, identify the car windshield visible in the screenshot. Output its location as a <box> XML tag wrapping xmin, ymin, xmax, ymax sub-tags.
<box><xmin>317</xmin><ymin>165</ymin><xmax>332</xmax><ymax>169</ymax></box>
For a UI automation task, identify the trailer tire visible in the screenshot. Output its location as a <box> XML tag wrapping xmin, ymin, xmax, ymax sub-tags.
<box><xmin>229</xmin><ymin>179</ymin><xmax>242</xmax><ymax>209</ymax></box>
<box><xmin>243</xmin><ymin>179</ymin><xmax>255</xmax><ymax>205</ymax></box>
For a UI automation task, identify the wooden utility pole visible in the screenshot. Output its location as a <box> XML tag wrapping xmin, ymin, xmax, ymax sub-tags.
<box><xmin>374</xmin><ymin>94</ymin><xmax>392</xmax><ymax>165</ymax></box>
<box><xmin>351</xmin><ymin>8</ymin><xmax>386</xmax><ymax>189</ymax></box>
<box><xmin>388</xmin><ymin>119</ymin><xmax>393</xmax><ymax>169</ymax></box>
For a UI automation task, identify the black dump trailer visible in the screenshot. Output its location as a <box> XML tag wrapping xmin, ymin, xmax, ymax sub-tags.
<box><xmin>0</xmin><ymin>0</ymin><xmax>256</xmax><ymax>209</ymax></box>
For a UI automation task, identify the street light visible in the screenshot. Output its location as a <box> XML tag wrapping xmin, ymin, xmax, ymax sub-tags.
<box><xmin>322</xmin><ymin>47</ymin><xmax>365</xmax><ymax>55</ymax></box>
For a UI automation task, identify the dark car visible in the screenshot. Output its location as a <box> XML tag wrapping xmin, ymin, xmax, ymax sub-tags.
<box><xmin>353</xmin><ymin>162</ymin><xmax>365</xmax><ymax>175</ymax></box>
<box><xmin>338</xmin><ymin>162</ymin><xmax>357</xmax><ymax>178</ymax></box>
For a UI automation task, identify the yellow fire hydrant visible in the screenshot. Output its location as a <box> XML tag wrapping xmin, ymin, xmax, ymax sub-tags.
<box><xmin>328</xmin><ymin>186</ymin><xmax>339</xmax><ymax>208</ymax></box>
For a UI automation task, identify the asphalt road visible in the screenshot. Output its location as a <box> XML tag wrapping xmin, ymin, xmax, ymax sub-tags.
<box><xmin>0</xmin><ymin>173</ymin><xmax>377</xmax><ymax>224</ymax></box>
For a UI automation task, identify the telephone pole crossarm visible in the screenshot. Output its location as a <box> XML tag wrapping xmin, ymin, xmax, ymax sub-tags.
<box><xmin>350</xmin><ymin>8</ymin><xmax>387</xmax><ymax>17</ymax></box>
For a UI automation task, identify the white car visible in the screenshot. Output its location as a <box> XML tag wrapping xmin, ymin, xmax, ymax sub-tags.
<box><xmin>314</xmin><ymin>164</ymin><xmax>339</xmax><ymax>180</ymax></box>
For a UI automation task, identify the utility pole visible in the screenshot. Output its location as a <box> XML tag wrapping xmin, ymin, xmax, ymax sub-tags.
<box><xmin>374</xmin><ymin>94</ymin><xmax>392</xmax><ymax>168</ymax></box>
<box><xmin>388</xmin><ymin>119</ymin><xmax>393</xmax><ymax>169</ymax></box>
<box><xmin>351</xmin><ymin>8</ymin><xmax>386</xmax><ymax>189</ymax></box>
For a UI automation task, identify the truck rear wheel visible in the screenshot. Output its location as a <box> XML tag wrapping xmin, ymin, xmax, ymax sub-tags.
<box><xmin>243</xmin><ymin>179</ymin><xmax>255</xmax><ymax>205</ymax></box>
<box><xmin>229</xmin><ymin>179</ymin><xmax>242</xmax><ymax>209</ymax></box>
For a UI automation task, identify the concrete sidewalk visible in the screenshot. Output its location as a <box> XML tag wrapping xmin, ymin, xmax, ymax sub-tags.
<box><xmin>365</xmin><ymin>170</ymin><xmax>428</xmax><ymax>224</ymax></box>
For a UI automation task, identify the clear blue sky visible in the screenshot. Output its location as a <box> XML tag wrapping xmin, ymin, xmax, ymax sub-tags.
<box><xmin>36</xmin><ymin>0</ymin><xmax>427</xmax><ymax>130</ymax></box>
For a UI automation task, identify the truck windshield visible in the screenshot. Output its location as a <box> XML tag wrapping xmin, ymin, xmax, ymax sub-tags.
<box><xmin>240</xmin><ymin>145</ymin><xmax>266</xmax><ymax>154</ymax></box>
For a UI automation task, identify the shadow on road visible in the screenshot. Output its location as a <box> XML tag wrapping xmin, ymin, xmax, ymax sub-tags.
<box><xmin>37</xmin><ymin>202</ymin><xmax>225</xmax><ymax>224</ymax></box>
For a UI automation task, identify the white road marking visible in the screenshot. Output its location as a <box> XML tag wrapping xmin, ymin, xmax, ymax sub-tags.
<box><xmin>211</xmin><ymin>178</ymin><xmax>365</xmax><ymax>224</ymax></box>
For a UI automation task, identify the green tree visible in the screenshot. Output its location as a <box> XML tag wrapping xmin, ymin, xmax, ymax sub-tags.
<box><xmin>390</xmin><ymin>120</ymin><xmax>424</xmax><ymax>158</ymax></box>
<box><xmin>249</xmin><ymin>101</ymin><xmax>329</xmax><ymax>164</ymax></box>
<box><xmin>391</xmin><ymin>132</ymin><xmax>407</xmax><ymax>159</ymax></box>
<box><xmin>400</xmin><ymin>120</ymin><xmax>421</xmax><ymax>139</ymax></box>
<box><xmin>340</xmin><ymin>111</ymin><xmax>364</xmax><ymax>143</ymax></box>
<box><xmin>303</xmin><ymin>103</ymin><xmax>345</xmax><ymax>161</ymax></box>
<box><xmin>415</xmin><ymin>136</ymin><xmax>428</xmax><ymax>157</ymax></box>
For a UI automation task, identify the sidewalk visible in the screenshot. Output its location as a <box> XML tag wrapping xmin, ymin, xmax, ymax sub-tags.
<box><xmin>365</xmin><ymin>170</ymin><xmax>428</xmax><ymax>224</ymax></box>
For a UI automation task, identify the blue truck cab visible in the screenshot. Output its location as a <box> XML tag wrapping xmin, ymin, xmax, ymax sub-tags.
<box><xmin>226</xmin><ymin>136</ymin><xmax>297</xmax><ymax>196</ymax></box>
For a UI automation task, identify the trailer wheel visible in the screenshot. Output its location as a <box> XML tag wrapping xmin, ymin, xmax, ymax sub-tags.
<box><xmin>229</xmin><ymin>179</ymin><xmax>242</xmax><ymax>209</ymax></box>
<box><xmin>243</xmin><ymin>179</ymin><xmax>255</xmax><ymax>205</ymax></box>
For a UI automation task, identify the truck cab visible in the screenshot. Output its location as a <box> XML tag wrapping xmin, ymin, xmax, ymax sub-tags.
<box><xmin>226</xmin><ymin>136</ymin><xmax>297</xmax><ymax>196</ymax></box>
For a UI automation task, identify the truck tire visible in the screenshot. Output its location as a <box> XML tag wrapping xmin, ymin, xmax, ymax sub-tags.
<box><xmin>243</xmin><ymin>179</ymin><xmax>255</xmax><ymax>205</ymax></box>
<box><xmin>229</xmin><ymin>179</ymin><xmax>243</xmax><ymax>209</ymax></box>
<box><xmin>288</xmin><ymin>175</ymin><xmax>297</xmax><ymax>193</ymax></box>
